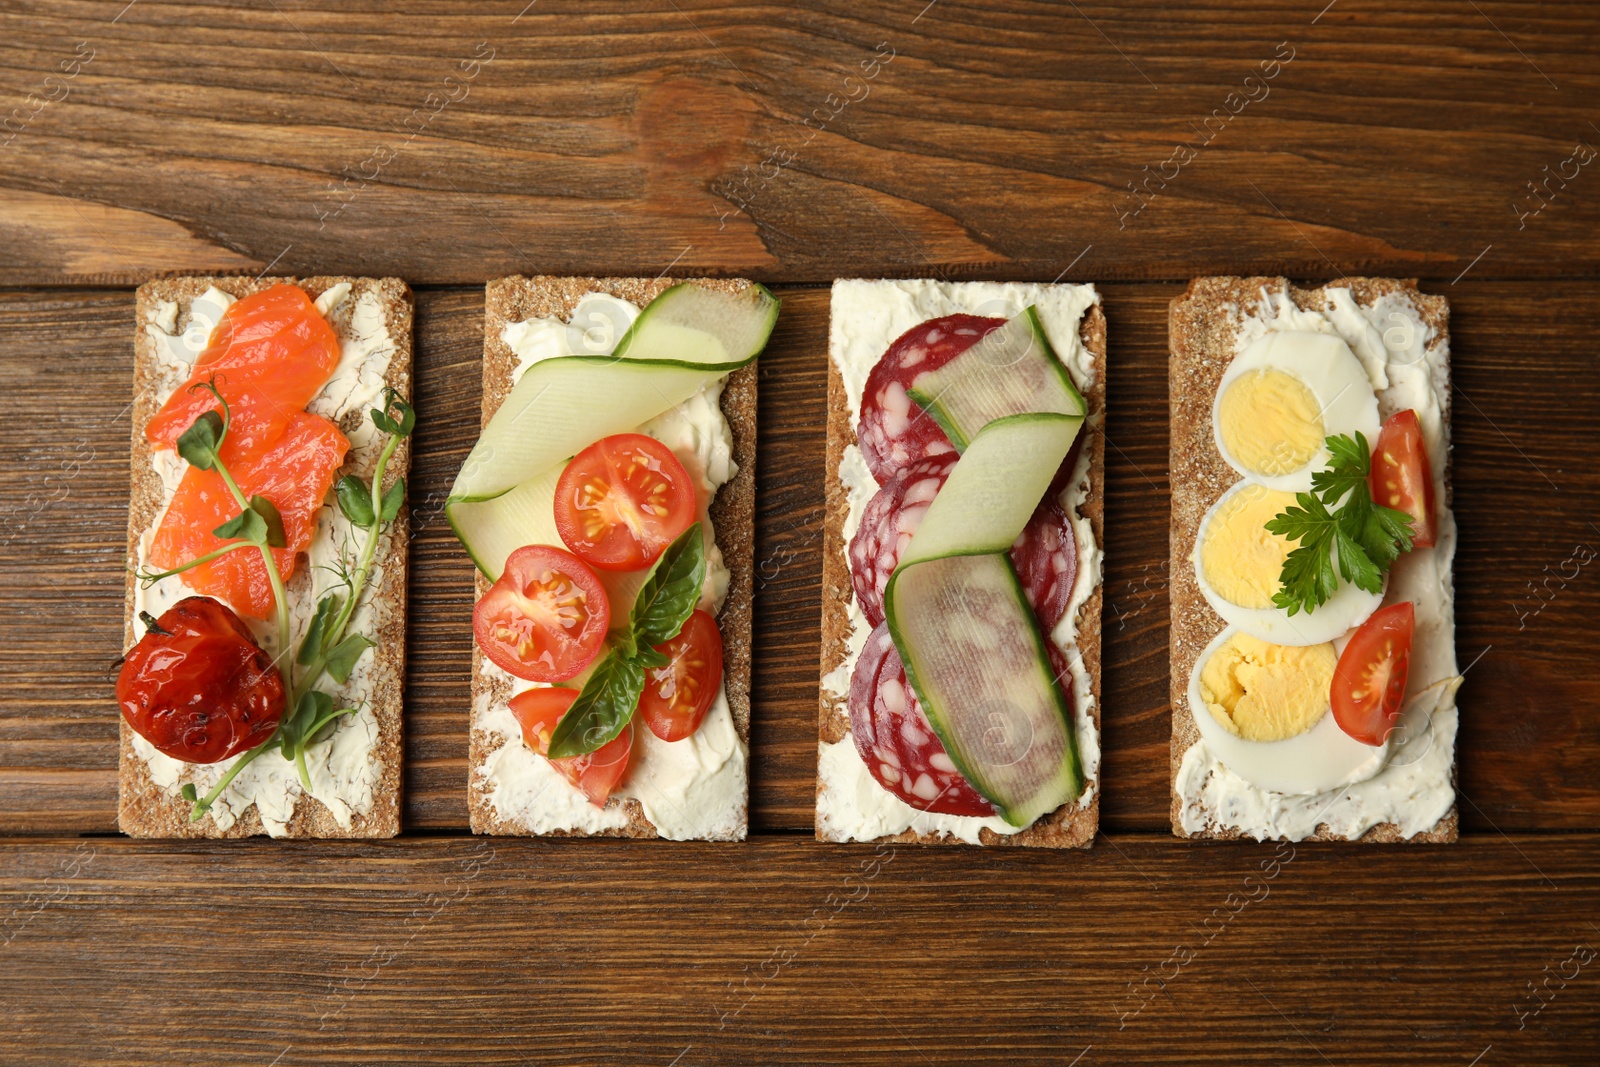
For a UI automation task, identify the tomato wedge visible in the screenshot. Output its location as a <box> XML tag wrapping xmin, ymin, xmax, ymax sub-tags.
<box><xmin>638</xmin><ymin>609</ymin><xmax>724</xmax><ymax>742</ymax></box>
<box><xmin>1369</xmin><ymin>409</ymin><xmax>1436</xmax><ymax>548</ymax></box>
<box><xmin>1331</xmin><ymin>601</ymin><xmax>1415</xmax><ymax>746</ymax></box>
<box><xmin>508</xmin><ymin>686</ymin><xmax>633</xmax><ymax>806</ymax></box>
<box><xmin>474</xmin><ymin>545</ymin><xmax>610</xmax><ymax>682</ymax></box>
<box><xmin>554</xmin><ymin>433</ymin><xmax>697</xmax><ymax>571</ymax></box>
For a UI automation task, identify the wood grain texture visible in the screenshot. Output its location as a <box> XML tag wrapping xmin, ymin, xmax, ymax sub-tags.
<box><xmin>0</xmin><ymin>834</ymin><xmax>1595</xmax><ymax>1064</ymax></box>
<box><xmin>1</xmin><ymin>3</ymin><xmax>1598</xmax><ymax>284</ymax></box>
<box><xmin>1</xmin><ymin>282</ymin><xmax>1597</xmax><ymax>834</ymax></box>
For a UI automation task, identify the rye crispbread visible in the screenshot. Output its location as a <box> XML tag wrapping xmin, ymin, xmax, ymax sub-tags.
<box><xmin>120</xmin><ymin>276</ymin><xmax>413</xmax><ymax>839</ymax></box>
<box><xmin>817</xmin><ymin>287</ymin><xmax>1107</xmax><ymax>848</ymax></box>
<box><xmin>1168</xmin><ymin>276</ymin><xmax>1457</xmax><ymax>843</ymax></box>
<box><xmin>467</xmin><ymin>276</ymin><xmax>756</xmax><ymax>840</ymax></box>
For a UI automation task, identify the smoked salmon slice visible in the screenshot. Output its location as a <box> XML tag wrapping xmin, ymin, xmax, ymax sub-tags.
<box><xmin>146</xmin><ymin>283</ymin><xmax>342</xmax><ymax>465</ymax></box>
<box><xmin>151</xmin><ymin>412</ymin><xmax>350</xmax><ymax>620</ymax></box>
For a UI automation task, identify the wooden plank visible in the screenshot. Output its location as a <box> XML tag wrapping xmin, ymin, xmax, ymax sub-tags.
<box><xmin>1</xmin><ymin>3</ymin><xmax>1597</xmax><ymax>285</ymax></box>
<box><xmin>1</xmin><ymin>281</ymin><xmax>1597</xmax><ymax>835</ymax></box>
<box><xmin>0</xmin><ymin>833</ymin><xmax>1595</xmax><ymax>1064</ymax></box>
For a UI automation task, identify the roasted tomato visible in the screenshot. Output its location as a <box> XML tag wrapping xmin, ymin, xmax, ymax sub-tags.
<box><xmin>508</xmin><ymin>686</ymin><xmax>633</xmax><ymax>806</ymax></box>
<box><xmin>474</xmin><ymin>545</ymin><xmax>610</xmax><ymax>682</ymax></box>
<box><xmin>1331</xmin><ymin>601</ymin><xmax>1415</xmax><ymax>746</ymax></box>
<box><xmin>1369</xmin><ymin>409</ymin><xmax>1437</xmax><ymax>549</ymax></box>
<box><xmin>554</xmin><ymin>433</ymin><xmax>697</xmax><ymax>571</ymax></box>
<box><xmin>116</xmin><ymin>597</ymin><xmax>285</xmax><ymax>763</ymax></box>
<box><xmin>638</xmin><ymin>609</ymin><xmax>724</xmax><ymax>742</ymax></box>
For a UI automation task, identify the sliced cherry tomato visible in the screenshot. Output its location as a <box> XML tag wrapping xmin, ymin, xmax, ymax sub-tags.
<box><xmin>116</xmin><ymin>597</ymin><xmax>286</xmax><ymax>763</ymax></box>
<box><xmin>474</xmin><ymin>545</ymin><xmax>610</xmax><ymax>682</ymax></box>
<box><xmin>638</xmin><ymin>609</ymin><xmax>724</xmax><ymax>742</ymax></box>
<box><xmin>1369</xmin><ymin>409</ymin><xmax>1437</xmax><ymax>548</ymax></box>
<box><xmin>1331</xmin><ymin>601</ymin><xmax>1415</xmax><ymax>746</ymax></box>
<box><xmin>554</xmin><ymin>433</ymin><xmax>697</xmax><ymax>571</ymax></box>
<box><xmin>508</xmin><ymin>686</ymin><xmax>633</xmax><ymax>806</ymax></box>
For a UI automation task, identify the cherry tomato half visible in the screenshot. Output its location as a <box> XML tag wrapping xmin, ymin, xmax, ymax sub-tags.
<box><xmin>1331</xmin><ymin>601</ymin><xmax>1415</xmax><ymax>746</ymax></box>
<box><xmin>474</xmin><ymin>545</ymin><xmax>610</xmax><ymax>682</ymax></box>
<box><xmin>116</xmin><ymin>596</ymin><xmax>285</xmax><ymax>763</ymax></box>
<box><xmin>638</xmin><ymin>609</ymin><xmax>724</xmax><ymax>742</ymax></box>
<box><xmin>508</xmin><ymin>686</ymin><xmax>633</xmax><ymax>806</ymax></box>
<box><xmin>554</xmin><ymin>433</ymin><xmax>697</xmax><ymax>571</ymax></box>
<box><xmin>1369</xmin><ymin>409</ymin><xmax>1437</xmax><ymax>549</ymax></box>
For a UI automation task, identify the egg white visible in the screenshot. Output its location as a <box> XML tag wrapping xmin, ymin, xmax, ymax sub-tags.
<box><xmin>1212</xmin><ymin>330</ymin><xmax>1381</xmax><ymax>493</ymax></box>
<box><xmin>1187</xmin><ymin>626</ymin><xmax>1388</xmax><ymax>796</ymax></box>
<box><xmin>1193</xmin><ymin>479</ymin><xmax>1385</xmax><ymax>647</ymax></box>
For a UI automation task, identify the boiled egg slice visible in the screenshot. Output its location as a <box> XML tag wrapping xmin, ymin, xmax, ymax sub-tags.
<box><xmin>1193</xmin><ymin>478</ymin><xmax>1384</xmax><ymax>647</ymax></box>
<box><xmin>1212</xmin><ymin>330</ymin><xmax>1381</xmax><ymax>493</ymax></box>
<box><xmin>1188</xmin><ymin>626</ymin><xmax>1388</xmax><ymax>795</ymax></box>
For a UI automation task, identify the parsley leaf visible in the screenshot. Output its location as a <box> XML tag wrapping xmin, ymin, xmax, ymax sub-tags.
<box><xmin>1265</xmin><ymin>432</ymin><xmax>1416</xmax><ymax>615</ymax></box>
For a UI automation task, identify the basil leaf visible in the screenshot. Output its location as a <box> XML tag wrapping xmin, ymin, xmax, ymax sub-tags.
<box><xmin>298</xmin><ymin>592</ymin><xmax>344</xmax><ymax>665</ymax></box>
<box><xmin>628</xmin><ymin>523</ymin><xmax>706</xmax><ymax>649</ymax></box>
<box><xmin>546</xmin><ymin>651</ymin><xmax>644</xmax><ymax>758</ymax></box>
<box><xmin>634</xmin><ymin>645</ymin><xmax>671</xmax><ymax>670</ymax></box>
<box><xmin>371</xmin><ymin>390</ymin><xmax>416</xmax><ymax>438</ymax></box>
<box><xmin>249</xmin><ymin>495</ymin><xmax>287</xmax><ymax>549</ymax></box>
<box><xmin>324</xmin><ymin>633</ymin><xmax>376</xmax><ymax>684</ymax></box>
<box><xmin>336</xmin><ymin>475</ymin><xmax>376</xmax><ymax>526</ymax></box>
<box><xmin>380</xmin><ymin>476</ymin><xmax>406</xmax><ymax>523</ymax></box>
<box><xmin>213</xmin><ymin>506</ymin><xmax>267</xmax><ymax>545</ymax></box>
<box><xmin>176</xmin><ymin>411</ymin><xmax>225</xmax><ymax>470</ymax></box>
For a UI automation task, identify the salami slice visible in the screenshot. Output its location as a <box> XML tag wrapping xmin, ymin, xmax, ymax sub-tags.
<box><xmin>856</xmin><ymin>314</ymin><xmax>1004</xmax><ymax>483</ymax></box>
<box><xmin>848</xmin><ymin>435</ymin><xmax>1083</xmax><ymax>630</ymax></box>
<box><xmin>848</xmin><ymin>453</ymin><xmax>956</xmax><ymax>629</ymax></box>
<box><xmin>848</xmin><ymin>623</ymin><xmax>996</xmax><ymax>817</ymax></box>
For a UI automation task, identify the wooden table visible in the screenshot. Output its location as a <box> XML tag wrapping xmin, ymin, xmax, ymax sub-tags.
<box><xmin>2</xmin><ymin>3</ymin><xmax>1598</xmax><ymax>1063</ymax></box>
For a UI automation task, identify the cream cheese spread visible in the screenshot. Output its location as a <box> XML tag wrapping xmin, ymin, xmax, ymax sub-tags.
<box><xmin>817</xmin><ymin>279</ymin><xmax>1105</xmax><ymax>842</ymax></box>
<box><xmin>1175</xmin><ymin>284</ymin><xmax>1460</xmax><ymax>841</ymax></box>
<box><xmin>131</xmin><ymin>284</ymin><xmax>398</xmax><ymax>836</ymax></box>
<box><xmin>473</xmin><ymin>292</ymin><xmax>748</xmax><ymax>840</ymax></box>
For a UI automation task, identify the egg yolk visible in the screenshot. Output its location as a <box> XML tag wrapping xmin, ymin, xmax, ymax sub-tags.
<box><xmin>1199</xmin><ymin>631</ymin><xmax>1335</xmax><ymax>742</ymax></box>
<box><xmin>1217</xmin><ymin>368</ymin><xmax>1324</xmax><ymax>477</ymax></box>
<box><xmin>1199</xmin><ymin>486</ymin><xmax>1298</xmax><ymax>609</ymax></box>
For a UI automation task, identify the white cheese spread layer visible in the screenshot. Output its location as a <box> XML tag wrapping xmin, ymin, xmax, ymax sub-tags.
<box><xmin>131</xmin><ymin>283</ymin><xmax>398</xmax><ymax>836</ymax></box>
<box><xmin>1174</xmin><ymin>284</ymin><xmax>1459</xmax><ymax>841</ymax></box>
<box><xmin>817</xmin><ymin>279</ymin><xmax>1104</xmax><ymax>843</ymax></box>
<box><xmin>474</xmin><ymin>292</ymin><xmax>748</xmax><ymax>841</ymax></box>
